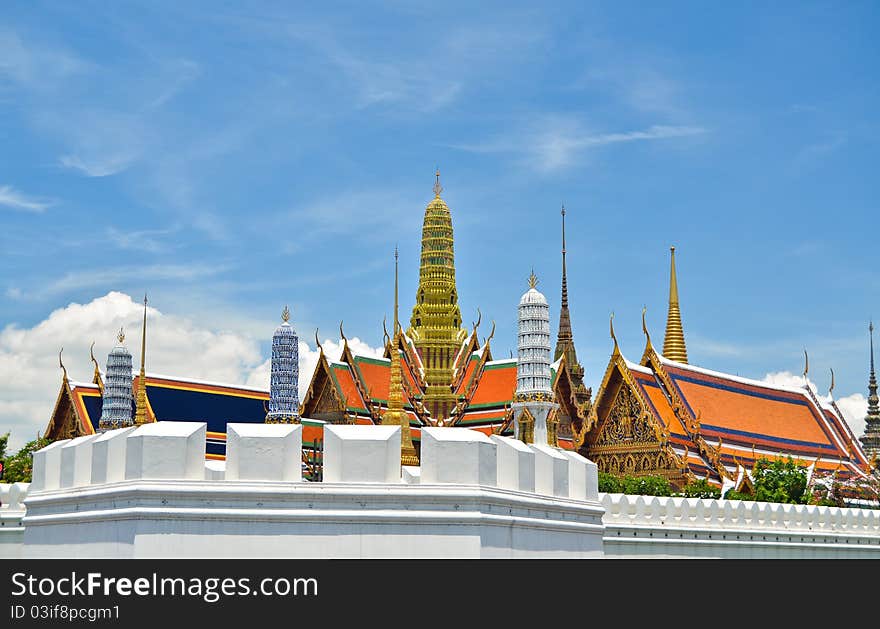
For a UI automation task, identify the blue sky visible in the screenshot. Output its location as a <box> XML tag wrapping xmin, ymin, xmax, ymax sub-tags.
<box><xmin>1</xmin><ymin>1</ymin><xmax>878</xmax><ymax>448</ymax></box>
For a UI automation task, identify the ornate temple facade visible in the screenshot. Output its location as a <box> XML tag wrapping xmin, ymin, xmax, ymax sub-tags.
<box><xmin>576</xmin><ymin>248</ymin><xmax>873</xmax><ymax>488</ymax></box>
<box><xmin>300</xmin><ymin>174</ymin><xmax>592</xmax><ymax>454</ymax></box>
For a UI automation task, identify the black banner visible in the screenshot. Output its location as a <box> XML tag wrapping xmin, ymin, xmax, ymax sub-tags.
<box><xmin>1</xmin><ymin>559</ymin><xmax>876</xmax><ymax>626</ymax></box>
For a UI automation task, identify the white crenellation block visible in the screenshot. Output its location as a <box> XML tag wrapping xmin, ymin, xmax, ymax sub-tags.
<box><xmin>60</xmin><ymin>434</ymin><xmax>100</xmax><ymax>488</ymax></box>
<box><xmin>530</xmin><ymin>443</ymin><xmax>569</xmax><ymax>498</ymax></box>
<box><xmin>420</xmin><ymin>428</ymin><xmax>497</xmax><ymax>487</ymax></box>
<box><xmin>125</xmin><ymin>422</ymin><xmax>206</xmax><ymax>480</ymax></box>
<box><xmin>31</xmin><ymin>439</ymin><xmax>69</xmax><ymax>492</ymax></box>
<box><xmin>91</xmin><ymin>427</ymin><xmax>138</xmax><ymax>485</ymax></box>
<box><xmin>401</xmin><ymin>466</ymin><xmax>421</xmax><ymax>484</ymax></box>
<box><xmin>561</xmin><ymin>450</ymin><xmax>598</xmax><ymax>501</ymax></box>
<box><xmin>204</xmin><ymin>460</ymin><xmax>226</xmax><ymax>481</ymax></box>
<box><xmin>322</xmin><ymin>425</ymin><xmax>400</xmax><ymax>483</ymax></box>
<box><xmin>225</xmin><ymin>423</ymin><xmax>302</xmax><ymax>482</ymax></box>
<box><xmin>490</xmin><ymin>435</ymin><xmax>535</xmax><ymax>492</ymax></box>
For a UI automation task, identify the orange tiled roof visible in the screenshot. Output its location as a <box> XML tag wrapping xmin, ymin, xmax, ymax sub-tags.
<box><xmin>468</xmin><ymin>360</ymin><xmax>516</xmax><ymax>408</ymax></box>
<box><xmin>658</xmin><ymin>359</ymin><xmax>868</xmax><ymax>477</ymax></box>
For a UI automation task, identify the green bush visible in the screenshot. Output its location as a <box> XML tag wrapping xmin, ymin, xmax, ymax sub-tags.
<box><xmin>681</xmin><ymin>478</ymin><xmax>721</xmax><ymax>499</ymax></box>
<box><xmin>598</xmin><ymin>471</ymin><xmax>621</xmax><ymax>493</ymax></box>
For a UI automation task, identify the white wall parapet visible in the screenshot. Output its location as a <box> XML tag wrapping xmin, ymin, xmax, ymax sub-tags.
<box><xmin>531</xmin><ymin>443</ymin><xmax>568</xmax><ymax>498</ymax></box>
<box><xmin>421</xmin><ymin>427</ymin><xmax>496</xmax><ymax>486</ymax></box>
<box><xmin>323</xmin><ymin>424</ymin><xmax>400</xmax><ymax>483</ymax></box>
<box><xmin>91</xmin><ymin>426</ymin><xmax>137</xmax><ymax>485</ymax></box>
<box><xmin>31</xmin><ymin>439</ymin><xmax>68</xmax><ymax>492</ymax></box>
<box><xmin>491</xmin><ymin>435</ymin><xmax>535</xmax><ymax>493</ymax></box>
<box><xmin>125</xmin><ymin>421</ymin><xmax>206</xmax><ymax>481</ymax></box>
<box><xmin>225</xmin><ymin>423</ymin><xmax>301</xmax><ymax>482</ymax></box>
<box><xmin>60</xmin><ymin>434</ymin><xmax>100</xmax><ymax>488</ymax></box>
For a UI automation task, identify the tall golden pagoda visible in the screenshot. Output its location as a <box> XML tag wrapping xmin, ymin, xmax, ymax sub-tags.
<box><xmin>408</xmin><ymin>170</ymin><xmax>468</xmax><ymax>420</ymax></box>
<box><xmin>134</xmin><ymin>294</ymin><xmax>151</xmax><ymax>425</ymax></box>
<box><xmin>386</xmin><ymin>248</ymin><xmax>419</xmax><ymax>465</ymax></box>
<box><xmin>662</xmin><ymin>246</ymin><xmax>688</xmax><ymax>363</ymax></box>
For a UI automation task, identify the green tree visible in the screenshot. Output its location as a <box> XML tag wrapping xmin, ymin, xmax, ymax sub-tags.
<box><xmin>0</xmin><ymin>431</ymin><xmax>8</xmax><ymax>462</ymax></box>
<box><xmin>752</xmin><ymin>456</ymin><xmax>810</xmax><ymax>504</ymax></box>
<box><xmin>2</xmin><ymin>437</ymin><xmax>51</xmax><ymax>483</ymax></box>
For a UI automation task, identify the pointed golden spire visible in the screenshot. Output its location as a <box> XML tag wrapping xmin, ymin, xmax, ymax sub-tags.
<box><xmin>281</xmin><ymin>305</ymin><xmax>290</xmax><ymax>323</ymax></box>
<box><xmin>662</xmin><ymin>246</ymin><xmax>688</xmax><ymax>363</ymax></box>
<box><xmin>388</xmin><ymin>247</ymin><xmax>418</xmax><ymax>465</ymax></box>
<box><xmin>134</xmin><ymin>294</ymin><xmax>150</xmax><ymax>425</ymax></box>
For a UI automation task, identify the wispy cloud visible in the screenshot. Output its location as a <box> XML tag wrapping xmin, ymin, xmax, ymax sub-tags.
<box><xmin>0</xmin><ymin>185</ymin><xmax>54</xmax><ymax>212</ymax></box>
<box><xmin>105</xmin><ymin>226</ymin><xmax>177</xmax><ymax>253</ymax></box>
<box><xmin>23</xmin><ymin>263</ymin><xmax>231</xmax><ymax>299</ymax></box>
<box><xmin>453</xmin><ymin>120</ymin><xmax>707</xmax><ymax>172</ymax></box>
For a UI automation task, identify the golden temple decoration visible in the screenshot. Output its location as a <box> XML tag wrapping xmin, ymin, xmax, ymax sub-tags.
<box><xmin>528</xmin><ymin>269</ymin><xmax>538</xmax><ymax>289</ymax></box>
<box><xmin>134</xmin><ymin>294</ymin><xmax>150</xmax><ymax>425</ymax></box>
<box><xmin>662</xmin><ymin>246</ymin><xmax>688</xmax><ymax>363</ymax></box>
<box><xmin>387</xmin><ymin>247</ymin><xmax>419</xmax><ymax>465</ymax></box>
<box><xmin>59</xmin><ymin>347</ymin><xmax>68</xmax><ymax>383</ymax></box>
<box><xmin>518</xmin><ymin>406</ymin><xmax>535</xmax><ymax>444</ymax></box>
<box><xmin>282</xmin><ymin>305</ymin><xmax>290</xmax><ymax>323</ymax></box>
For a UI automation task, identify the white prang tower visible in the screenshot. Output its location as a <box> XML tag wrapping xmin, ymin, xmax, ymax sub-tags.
<box><xmin>513</xmin><ymin>271</ymin><xmax>559</xmax><ymax>445</ymax></box>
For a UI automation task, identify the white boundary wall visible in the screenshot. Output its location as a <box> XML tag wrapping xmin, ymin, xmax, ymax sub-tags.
<box><xmin>601</xmin><ymin>493</ymin><xmax>880</xmax><ymax>558</ymax></box>
<box><xmin>19</xmin><ymin>423</ymin><xmax>605</xmax><ymax>559</ymax></box>
<box><xmin>7</xmin><ymin>423</ymin><xmax>880</xmax><ymax>559</ymax></box>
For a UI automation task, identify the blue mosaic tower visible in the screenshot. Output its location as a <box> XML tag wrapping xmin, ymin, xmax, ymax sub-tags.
<box><xmin>266</xmin><ymin>306</ymin><xmax>300</xmax><ymax>423</ymax></box>
<box><xmin>98</xmin><ymin>328</ymin><xmax>134</xmax><ymax>430</ymax></box>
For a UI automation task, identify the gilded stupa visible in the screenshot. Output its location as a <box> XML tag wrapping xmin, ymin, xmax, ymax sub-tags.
<box><xmin>407</xmin><ymin>170</ymin><xmax>469</xmax><ymax>421</ymax></box>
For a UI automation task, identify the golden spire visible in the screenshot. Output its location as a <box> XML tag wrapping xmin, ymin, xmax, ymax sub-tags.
<box><xmin>409</xmin><ymin>170</ymin><xmax>467</xmax><ymax>420</ymax></box>
<box><xmin>117</xmin><ymin>327</ymin><xmax>125</xmax><ymax>343</ymax></box>
<box><xmin>388</xmin><ymin>247</ymin><xmax>419</xmax><ymax>465</ymax></box>
<box><xmin>282</xmin><ymin>305</ymin><xmax>290</xmax><ymax>323</ymax></box>
<box><xmin>529</xmin><ymin>269</ymin><xmax>538</xmax><ymax>289</ymax></box>
<box><xmin>134</xmin><ymin>294</ymin><xmax>150</xmax><ymax>425</ymax></box>
<box><xmin>662</xmin><ymin>246</ymin><xmax>688</xmax><ymax>363</ymax></box>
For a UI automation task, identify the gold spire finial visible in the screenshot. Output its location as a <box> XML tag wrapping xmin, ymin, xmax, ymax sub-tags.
<box><xmin>387</xmin><ymin>246</ymin><xmax>418</xmax><ymax>465</ymax></box>
<box><xmin>662</xmin><ymin>245</ymin><xmax>688</xmax><ymax>363</ymax></box>
<box><xmin>282</xmin><ymin>305</ymin><xmax>290</xmax><ymax>323</ymax></box>
<box><xmin>529</xmin><ymin>269</ymin><xmax>538</xmax><ymax>289</ymax></box>
<box><xmin>59</xmin><ymin>347</ymin><xmax>68</xmax><ymax>382</ymax></box>
<box><xmin>433</xmin><ymin>168</ymin><xmax>442</xmax><ymax>198</ymax></box>
<box><xmin>117</xmin><ymin>327</ymin><xmax>125</xmax><ymax>344</ymax></box>
<box><xmin>135</xmin><ymin>294</ymin><xmax>150</xmax><ymax>425</ymax></box>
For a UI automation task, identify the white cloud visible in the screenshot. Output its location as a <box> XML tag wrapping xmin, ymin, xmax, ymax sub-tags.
<box><xmin>0</xmin><ymin>292</ymin><xmax>385</xmax><ymax>452</ymax></box>
<box><xmin>0</xmin><ymin>185</ymin><xmax>53</xmax><ymax>212</ymax></box>
<box><xmin>761</xmin><ymin>370</ymin><xmax>867</xmax><ymax>439</ymax></box>
<box><xmin>453</xmin><ymin>120</ymin><xmax>707</xmax><ymax>172</ymax></box>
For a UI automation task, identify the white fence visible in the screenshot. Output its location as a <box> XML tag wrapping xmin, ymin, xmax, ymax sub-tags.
<box><xmin>5</xmin><ymin>421</ymin><xmax>880</xmax><ymax>558</ymax></box>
